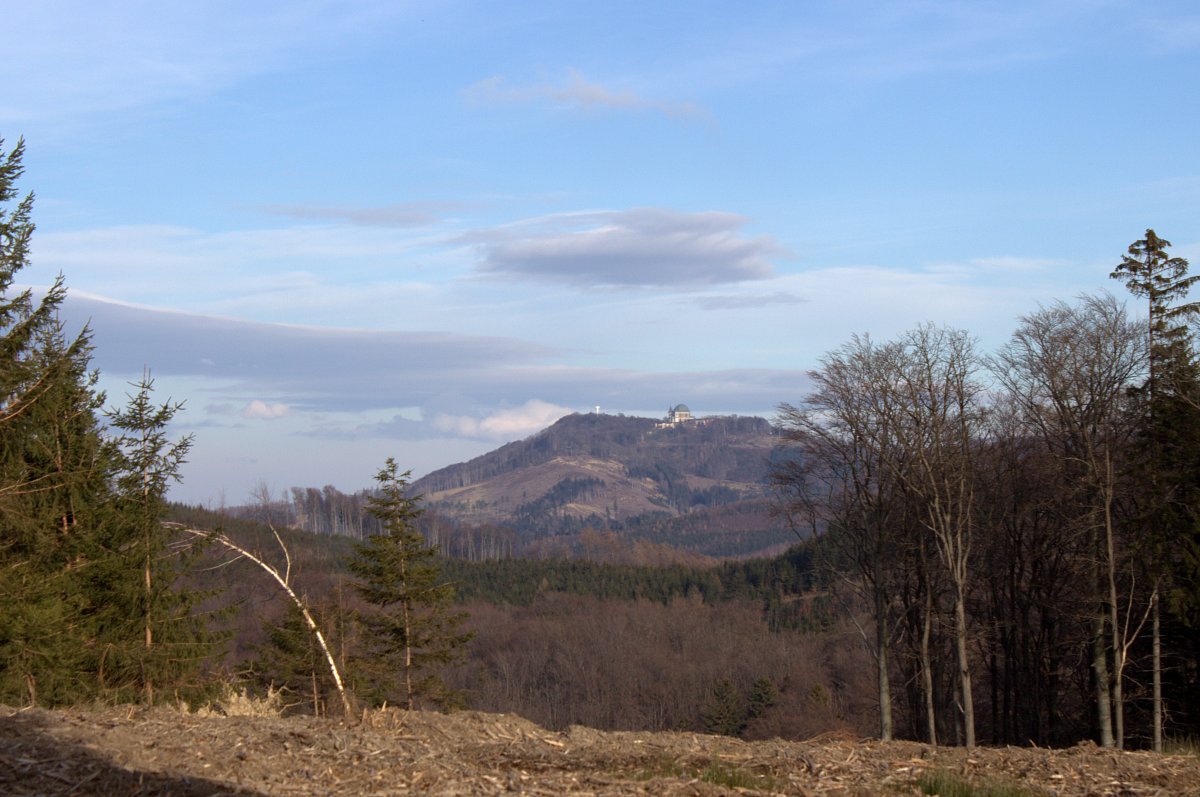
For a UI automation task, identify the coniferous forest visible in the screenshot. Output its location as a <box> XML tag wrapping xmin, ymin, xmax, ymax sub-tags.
<box><xmin>4</xmin><ymin>136</ymin><xmax>1200</xmax><ymax>752</ymax></box>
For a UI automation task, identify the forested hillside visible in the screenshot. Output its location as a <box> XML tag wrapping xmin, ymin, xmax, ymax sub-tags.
<box><xmin>165</xmin><ymin>503</ymin><xmax>858</xmax><ymax>737</ymax></box>
<box><xmin>415</xmin><ymin>413</ymin><xmax>776</xmax><ymax>492</ymax></box>
<box><xmin>245</xmin><ymin>412</ymin><xmax>793</xmax><ymax>559</ymax></box>
<box><xmin>411</xmin><ymin>413</ymin><xmax>788</xmax><ymax>555</ymax></box>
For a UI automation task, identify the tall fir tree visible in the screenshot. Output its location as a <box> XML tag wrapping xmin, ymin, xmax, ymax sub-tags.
<box><xmin>0</xmin><ymin>137</ymin><xmax>112</xmax><ymax>705</ymax></box>
<box><xmin>702</xmin><ymin>678</ymin><xmax>748</xmax><ymax>737</ymax></box>
<box><xmin>103</xmin><ymin>373</ymin><xmax>216</xmax><ymax>703</ymax></box>
<box><xmin>0</xmin><ymin>137</ymin><xmax>218</xmax><ymax>706</ymax></box>
<box><xmin>349</xmin><ymin>458</ymin><xmax>472</xmax><ymax>710</ymax></box>
<box><xmin>1110</xmin><ymin>229</ymin><xmax>1200</xmax><ymax>750</ymax></box>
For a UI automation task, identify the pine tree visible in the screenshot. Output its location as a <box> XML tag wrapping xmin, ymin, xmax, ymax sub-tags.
<box><xmin>0</xmin><ymin>137</ymin><xmax>112</xmax><ymax>705</ymax></box>
<box><xmin>103</xmin><ymin>373</ymin><xmax>215</xmax><ymax>703</ymax></box>
<box><xmin>0</xmin><ymin>138</ymin><xmax>217</xmax><ymax>706</ymax></box>
<box><xmin>348</xmin><ymin>458</ymin><xmax>472</xmax><ymax>710</ymax></box>
<box><xmin>746</xmin><ymin>676</ymin><xmax>779</xmax><ymax>721</ymax></box>
<box><xmin>701</xmin><ymin>678</ymin><xmax>747</xmax><ymax>737</ymax></box>
<box><xmin>1111</xmin><ymin>229</ymin><xmax>1200</xmax><ymax>750</ymax></box>
<box><xmin>253</xmin><ymin>601</ymin><xmax>333</xmax><ymax>715</ymax></box>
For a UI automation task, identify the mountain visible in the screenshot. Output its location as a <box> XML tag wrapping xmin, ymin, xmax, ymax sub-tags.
<box><xmin>411</xmin><ymin>412</ymin><xmax>795</xmax><ymax>558</ymax></box>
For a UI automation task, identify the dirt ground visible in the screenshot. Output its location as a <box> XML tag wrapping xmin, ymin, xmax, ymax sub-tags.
<box><xmin>2</xmin><ymin>704</ymin><xmax>1199</xmax><ymax>796</ymax></box>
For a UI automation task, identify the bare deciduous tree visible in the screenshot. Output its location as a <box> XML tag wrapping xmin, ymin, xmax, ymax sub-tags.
<box><xmin>777</xmin><ymin>334</ymin><xmax>910</xmax><ymax>741</ymax></box>
<box><xmin>885</xmin><ymin>325</ymin><xmax>985</xmax><ymax>748</ymax></box>
<box><xmin>777</xmin><ymin>327</ymin><xmax>986</xmax><ymax>744</ymax></box>
<box><xmin>992</xmin><ymin>293</ymin><xmax>1145</xmax><ymax>748</ymax></box>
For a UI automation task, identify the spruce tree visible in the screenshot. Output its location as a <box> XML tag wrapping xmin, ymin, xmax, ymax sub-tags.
<box><xmin>3</xmin><ymin>324</ymin><xmax>116</xmax><ymax>705</ymax></box>
<box><xmin>701</xmin><ymin>678</ymin><xmax>747</xmax><ymax>737</ymax></box>
<box><xmin>0</xmin><ymin>137</ymin><xmax>112</xmax><ymax>705</ymax></box>
<box><xmin>1110</xmin><ymin>229</ymin><xmax>1200</xmax><ymax>750</ymax></box>
<box><xmin>746</xmin><ymin>676</ymin><xmax>779</xmax><ymax>721</ymax></box>
<box><xmin>103</xmin><ymin>373</ymin><xmax>214</xmax><ymax>703</ymax></box>
<box><xmin>251</xmin><ymin>581</ymin><xmax>355</xmax><ymax>717</ymax></box>
<box><xmin>0</xmin><ymin>138</ymin><xmax>219</xmax><ymax>706</ymax></box>
<box><xmin>253</xmin><ymin>601</ymin><xmax>332</xmax><ymax>715</ymax></box>
<box><xmin>348</xmin><ymin>458</ymin><xmax>472</xmax><ymax>710</ymax></box>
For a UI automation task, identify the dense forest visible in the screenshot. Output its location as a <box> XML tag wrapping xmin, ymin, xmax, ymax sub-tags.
<box><xmin>165</xmin><ymin>504</ymin><xmax>859</xmax><ymax>737</ymax></box>
<box><xmin>3</xmin><ymin>136</ymin><xmax>1200</xmax><ymax>752</ymax></box>
<box><xmin>774</xmin><ymin>247</ymin><xmax>1200</xmax><ymax>751</ymax></box>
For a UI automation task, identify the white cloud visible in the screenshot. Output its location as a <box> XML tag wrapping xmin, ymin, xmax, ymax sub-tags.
<box><xmin>473</xmin><ymin>208</ymin><xmax>782</xmax><ymax>287</ymax></box>
<box><xmin>241</xmin><ymin>399</ymin><xmax>291</xmax><ymax>420</ymax></box>
<box><xmin>432</xmin><ymin>399</ymin><xmax>572</xmax><ymax>440</ymax></box>
<box><xmin>463</xmin><ymin>69</ymin><xmax>705</xmax><ymax>119</ymax></box>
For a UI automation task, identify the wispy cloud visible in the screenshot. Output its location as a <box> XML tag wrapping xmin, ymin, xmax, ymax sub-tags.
<box><xmin>472</xmin><ymin>208</ymin><xmax>782</xmax><ymax>288</ymax></box>
<box><xmin>695</xmin><ymin>291</ymin><xmax>807</xmax><ymax>310</ymax></box>
<box><xmin>463</xmin><ymin>69</ymin><xmax>706</xmax><ymax>119</ymax></box>
<box><xmin>262</xmin><ymin>201</ymin><xmax>466</xmax><ymax>228</ymax></box>
<box><xmin>3</xmin><ymin>1</ymin><xmax>405</xmax><ymax>127</ymax></box>
<box><xmin>666</xmin><ymin>0</ymin><xmax>1091</xmax><ymax>97</ymax></box>
<box><xmin>966</xmin><ymin>256</ymin><xmax>1066</xmax><ymax>271</ymax></box>
<box><xmin>61</xmin><ymin>294</ymin><xmax>558</xmax><ymax>409</ymax></box>
<box><xmin>57</xmin><ymin>294</ymin><xmax>807</xmax><ymax>416</ymax></box>
<box><xmin>1139</xmin><ymin>13</ymin><xmax>1200</xmax><ymax>50</ymax></box>
<box><xmin>31</xmin><ymin>223</ymin><xmax>453</xmax><ymax>325</ymax></box>
<box><xmin>56</xmin><ymin>294</ymin><xmax>806</xmax><ymax>417</ymax></box>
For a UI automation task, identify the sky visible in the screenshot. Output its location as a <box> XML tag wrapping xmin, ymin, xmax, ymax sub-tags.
<box><xmin>5</xmin><ymin>0</ymin><xmax>1199</xmax><ymax>506</ymax></box>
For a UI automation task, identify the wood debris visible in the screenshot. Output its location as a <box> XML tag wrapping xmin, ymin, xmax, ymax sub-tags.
<box><xmin>1</xmin><ymin>705</ymin><xmax>1199</xmax><ymax>796</ymax></box>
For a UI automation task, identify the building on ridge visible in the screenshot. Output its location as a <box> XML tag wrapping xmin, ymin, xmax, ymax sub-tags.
<box><xmin>657</xmin><ymin>404</ymin><xmax>695</xmax><ymax>427</ymax></box>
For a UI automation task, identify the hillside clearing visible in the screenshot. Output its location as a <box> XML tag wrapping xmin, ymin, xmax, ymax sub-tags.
<box><xmin>3</xmin><ymin>705</ymin><xmax>1198</xmax><ymax>796</ymax></box>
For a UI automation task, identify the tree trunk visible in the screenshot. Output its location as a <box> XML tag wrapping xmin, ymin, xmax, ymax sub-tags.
<box><xmin>403</xmin><ymin>598</ymin><xmax>414</xmax><ymax>711</ymax></box>
<box><xmin>1105</xmin><ymin>475</ymin><xmax>1124</xmax><ymax>749</ymax></box>
<box><xmin>922</xmin><ymin>584</ymin><xmax>937</xmax><ymax>745</ymax></box>
<box><xmin>1152</xmin><ymin>587</ymin><xmax>1163</xmax><ymax>753</ymax></box>
<box><xmin>143</xmin><ymin>536</ymin><xmax>153</xmax><ymax>704</ymax></box>
<box><xmin>955</xmin><ymin>588</ymin><xmax>975</xmax><ymax>748</ymax></box>
<box><xmin>180</xmin><ymin>526</ymin><xmax>353</xmax><ymax>718</ymax></box>
<box><xmin>1092</xmin><ymin>551</ymin><xmax>1114</xmax><ymax>748</ymax></box>
<box><xmin>875</xmin><ymin>588</ymin><xmax>893</xmax><ymax>741</ymax></box>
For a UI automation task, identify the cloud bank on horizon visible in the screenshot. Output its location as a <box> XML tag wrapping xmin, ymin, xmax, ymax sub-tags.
<box><xmin>6</xmin><ymin>0</ymin><xmax>1199</xmax><ymax>504</ymax></box>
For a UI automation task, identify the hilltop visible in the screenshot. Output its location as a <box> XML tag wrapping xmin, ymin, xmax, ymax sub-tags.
<box><xmin>410</xmin><ymin>412</ymin><xmax>793</xmax><ymax>558</ymax></box>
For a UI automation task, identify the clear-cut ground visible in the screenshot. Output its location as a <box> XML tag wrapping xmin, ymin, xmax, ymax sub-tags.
<box><xmin>3</xmin><ymin>704</ymin><xmax>1199</xmax><ymax>796</ymax></box>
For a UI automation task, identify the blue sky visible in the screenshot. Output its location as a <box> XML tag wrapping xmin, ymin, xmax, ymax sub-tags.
<box><xmin>7</xmin><ymin>0</ymin><xmax>1199</xmax><ymax>505</ymax></box>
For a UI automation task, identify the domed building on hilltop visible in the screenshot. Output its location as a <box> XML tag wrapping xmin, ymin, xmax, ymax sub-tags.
<box><xmin>668</xmin><ymin>404</ymin><xmax>692</xmax><ymax>423</ymax></box>
<box><xmin>657</xmin><ymin>404</ymin><xmax>695</xmax><ymax>427</ymax></box>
